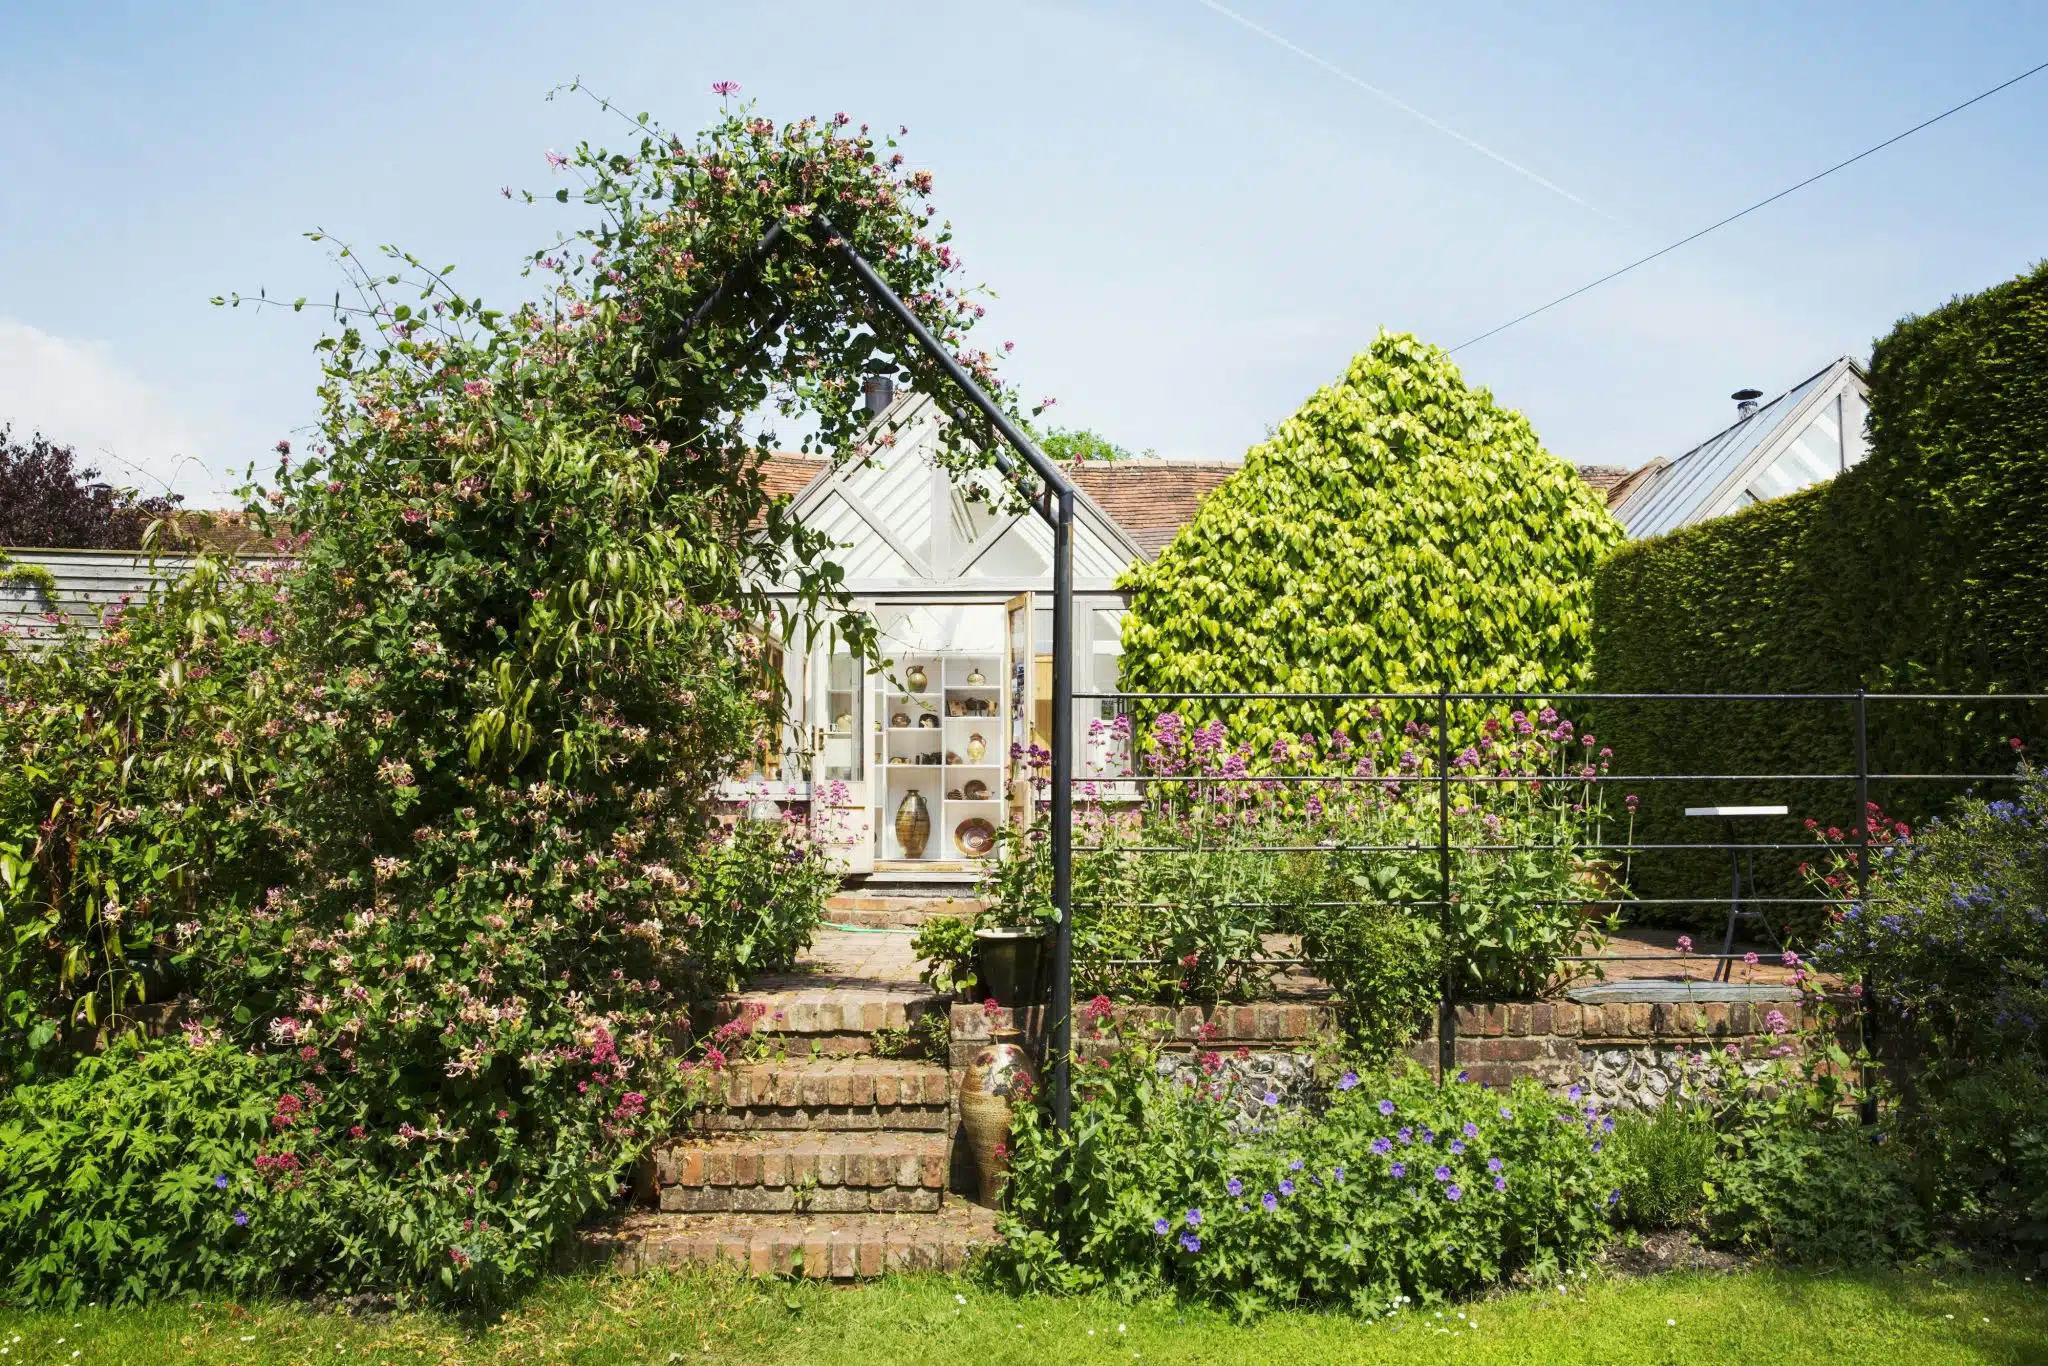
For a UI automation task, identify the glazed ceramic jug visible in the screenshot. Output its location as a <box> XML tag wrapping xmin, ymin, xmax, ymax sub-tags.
<box><xmin>960</xmin><ymin>1026</ymin><xmax>1038</xmax><ymax>1204</ymax></box>
<box><xmin>894</xmin><ymin>789</ymin><xmax>931</xmax><ymax>858</ymax></box>
<box><xmin>965</xmin><ymin>732</ymin><xmax>986</xmax><ymax>762</ymax></box>
<box><xmin>905</xmin><ymin>664</ymin><xmax>928</xmax><ymax>693</ymax></box>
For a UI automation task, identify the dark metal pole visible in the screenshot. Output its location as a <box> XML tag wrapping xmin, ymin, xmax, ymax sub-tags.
<box><xmin>1853</xmin><ymin>688</ymin><xmax>1877</xmax><ymax>1124</ymax></box>
<box><xmin>1051</xmin><ymin>490</ymin><xmax>1076</xmax><ymax>1130</ymax></box>
<box><xmin>1437</xmin><ymin>685</ymin><xmax>1455</xmax><ymax>1084</ymax></box>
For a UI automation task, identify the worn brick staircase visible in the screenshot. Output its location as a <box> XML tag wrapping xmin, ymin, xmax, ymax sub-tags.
<box><xmin>581</xmin><ymin>897</ymin><xmax>999</xmax><ymax>1277</ymax></box>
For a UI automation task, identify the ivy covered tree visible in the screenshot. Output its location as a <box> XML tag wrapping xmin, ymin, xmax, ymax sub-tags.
<box><xmin>1118</xmin><ymin>332</ymin><xmax>1623</xmax><ymax>745</ymax></box>
<box><xmin>0</xmin><ymin>426</ymin><xmax>181</xmax><ymax>549</ymax></box>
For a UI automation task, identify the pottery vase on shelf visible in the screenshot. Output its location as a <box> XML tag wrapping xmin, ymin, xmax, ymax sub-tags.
<box><xmin>894</xmin><ymin>788</ymin><xmax>931</xmax><ymax>858</ymax></box>
<box><xmin>965</xmin><ymin>667</ymin><xmax>986</xmax><ymax>686</ymax></box>
<box><xmin>965</xmin><ymin>732</ymin><xmax>987</xmax><ymax>762</ymax></box>
<box><xmin>960</xmin><ymin>1027</ymin><xmax>1038</xmax><ymax>1205</ymax></box>
<box><xmin>905</xmin><ymin>664</ymin><xmax>928</xmax><ymax>693</ymax></box>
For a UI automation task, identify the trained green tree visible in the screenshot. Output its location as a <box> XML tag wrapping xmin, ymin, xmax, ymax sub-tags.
<box><xmin>1118</xmin><ymin>331</ymin><xmax>1622</xmax><ymax>745</ymax></box>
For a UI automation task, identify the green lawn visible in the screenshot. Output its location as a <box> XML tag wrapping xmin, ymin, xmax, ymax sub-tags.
<box><xmin>1</xmin><ymin>1265</ymin><xmax>2042</xmax><ymax>1365</ymax></box>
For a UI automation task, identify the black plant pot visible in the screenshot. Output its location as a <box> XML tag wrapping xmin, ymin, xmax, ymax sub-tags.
<box><xmin>975</xmin><ymin>927</ymin><xmax>1049</xmax><ymax>1008</ymax></box>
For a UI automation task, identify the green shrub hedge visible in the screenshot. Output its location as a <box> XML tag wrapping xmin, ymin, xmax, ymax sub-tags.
<box><xmin>1593</xmin><ymin>261</ymin><xmax>2048</xmax><ymax>915</ymax></box>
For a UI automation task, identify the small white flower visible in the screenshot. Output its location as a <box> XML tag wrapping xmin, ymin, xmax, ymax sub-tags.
<box><xmin>1117</xmin><ymin>1324</ymin><xmax>1126</xmax><ymax>1334</ymax></box>
<box><xmin>1667</xmin><ymin>1319</ymin><xmax>1677</xmax><ymax>1326</ymax></box>
<box><xmin>954</xmin><ymin>1294</ymin><xmax>966</xmax><ymax>1305</ymax></box>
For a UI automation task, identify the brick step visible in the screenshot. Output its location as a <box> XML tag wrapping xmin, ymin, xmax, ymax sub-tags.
<box><xmin>824</xmin><ymin>894</ymin><xmax>981</xmax><ymax>927</ymax></box>
<box><xmin>713</xmin><ymin>985</ymin><xmax>945</xmax><ymax>1056</ymax></box>
<box><xmin>696</xmin><ymin>1059</ymin><xmax>951</xmax><ymax>1132</ymax></box>
<box><xmin>580</xmin><ymin>1203</ymin><xmax>1000</xmax><ymax>1279</ymax></box>
<box><xmin>639</xmin><ymin>1132</ymin><xmax>950</xmax><ymax>1213</ymax></box>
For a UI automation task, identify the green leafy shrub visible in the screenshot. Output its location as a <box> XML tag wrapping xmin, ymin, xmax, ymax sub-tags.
<box><xmin>1593</xmin><ymin>260</ymin><xmax>2048</xmax><ymax>911</ymax></box>
<box><xmin>1915</xmin><ymin>1060</ymin><xmax>2048</xmax><ymax>1264</ymax></box>
<box><xmin>986</xmin><ymin>1026</ymin><xmax>1618</xmax><ymax>1314</ymax></box>
<box><xmin>0</xmin><ymin>1039</ymin><xmax>292</xmax><ymax>1307</ymax></box>
<box><xmin>0</xmin><ymin>92</ymin><xmax>1014</xmax><ymax>1310</ymax></box>
<box><xmin>1610</xmin><ymin>1104</ymin><xmax>1716</xmax><ymax>1230</ymax></box>
<box><xmin>1119</xmin><ymin>331</ymin><xmax>1623</xmax><ymax>751</ymax></box>
<box><xmin>1811</xmin><ymin>766</ymin><xmax>2046</xmax><ymax>1064</ymax></box>
<box><xmin>1706</xmin><ymin>1124</ymin><xmax>1929</xmax><ymax>1265</ymax></box>
<box><xmin>910</xmin><ymin>915</ymin><xmax>979</xmax><ymax>997</ymax></box>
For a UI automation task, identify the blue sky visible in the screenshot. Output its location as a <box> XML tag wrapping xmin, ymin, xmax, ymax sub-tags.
<box><xmin>2</xmin><ymin>1</ymin><xmax>2044</xmax><ymax>503</ymax></box>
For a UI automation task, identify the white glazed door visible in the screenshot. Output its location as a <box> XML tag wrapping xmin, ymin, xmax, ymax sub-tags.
<box><xmin>809</xmin><ymin>618</ymin><xmax>873</xmax><ymax>875</ymax></box>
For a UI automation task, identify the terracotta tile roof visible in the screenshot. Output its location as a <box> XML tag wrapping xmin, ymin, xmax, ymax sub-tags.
<box><xmin>1575</xmin><ymin>463</ymin><xmax>1654</xmax><ymax>508</ymax></box>
<box><xmin>1067</xmin><ymin>459</ymin><xmax>1240</xmax><ymax>556</ymax></box>
<box><xmin>757</xmin><ymin>453</ymin><xmax>831</xmax><ymax>500</ymax></box>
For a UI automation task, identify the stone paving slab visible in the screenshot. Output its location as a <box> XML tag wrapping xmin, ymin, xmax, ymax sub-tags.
<box><xmin>578</xmin><ymin>1203</ymin><xmax>1000</xmax><ymax>1278</ymax></box>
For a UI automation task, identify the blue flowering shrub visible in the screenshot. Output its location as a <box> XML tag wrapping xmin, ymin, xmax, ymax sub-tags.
<box><xmin>1799</xmin><ymin>764</ymin><xmax>2048</xmax><ymax>1263</ymax></box>
<box><xmin>1810</xmin><ymin>762</ymin><xmax>2046</xmax><ymax>1065</ymax></box>
<box><xmin>984</xmin><ymin>1024</ymin><xmax>1617</xmax><ymax>1315</ymax></box>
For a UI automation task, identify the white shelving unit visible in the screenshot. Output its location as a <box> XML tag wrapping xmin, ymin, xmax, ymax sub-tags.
<box><xmin>877</xmin><ymin>652</ymin><xmax>1003</xmax><ymax>861</ymax></box>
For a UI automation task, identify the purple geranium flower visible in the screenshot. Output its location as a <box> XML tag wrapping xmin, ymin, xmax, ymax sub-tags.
<box><xmin>233</xmin><ymin>1210</ymin><xmax>250</xmax><ymax>1227</ymax></box>
<box><xmin>1154</xmin><ymin>1217</ymin><xmax>1170</xmax><ymax>1236</ymax></box>
<box><xmin>1390</xmin><ymin>1163</ymin><xmax>1407</xmax><ymax>1179</ymax></box>
<box><xmin>1371</xmin><ymin>1137</ymin><xmax>1393</xmax><ymax>1156</ymax></box>
<box><xmin>1180</xmin><ymin>1232</ymin><xmax>1202</xmax><ymax>1254</ymax></box>
<box><xmin>1379</xmin><ymin>1099</ymin><xmax>1396</xmax><ymax>1117</ymax></box>
<box><xmin>1568</xmin><ymin>1085</ymin><xmax>1583</xmax><ymax>1102</ymax></box>
<box><xmin>1262</xmin><ymin>1191</ymin><xmax>1279</xmax><ymax>1212</ymax></box>
<box><xmin>1500</xmin><ymin>1107</ymin><xmax>1513</xmax><ymax>1120</ymax></box>
<box><xmin>1332</xmin><ymin>1167</ymin><xmax>1345</xmax><ymax>1183</ymax></box>
<box><xmin>1494</xmin><ymin>1176</ymin><xmax>1508</xmax><ymax>1192</ymax></box>
<box><xmin>1339</xmin><ymin>1070</ymin><xmax>1360</xmax><ymax>1091</ymax></box>
<box><xmin>1487</xmin><ymin>1157</ymin><xmax>1503</xmax><ymax>1173</ymax></box>
<box><xmin>214</xmin><ymin>1174</ymin><xmax>229</xmax><ymax>1190</ymax></box>
<box><xmin>1434</xmin><ymin>1165</ymin><xmax>1452</xmax><ymax>1182</ymax></box>
<box><xmin>1449</xmin><ymin>1140</ymin><xmax>1466</xmax><ymax>1155</ymax></box>
<box><xmin>1279</xmin><ymin>1179</ymin><xmax>1295</xmax><ymax>1196</ymax></box>
<box><xmin>1262</xmin><ymin>1091</ymin><xmax>1280</xmax><ymax>1106</ymax></box>
<box><xmin>1607</xmin><ymin>1190</ymin><xmax>1620</xmax><ymax>1205</ymax></box>
<box><xmin>1462</xmin><ymin>1122</ymin><xmax>1478</xmax><ymax>1139</ymax></box>
<box><xmin>1227</xmin><ymin>1177</ymin><xmax>1244</xmax><ymax>1196</ymax></box>
<box><xmin>1446</xmin><ymin>1184</ymin><xmax>1463</xmax><ymax>1202</ymax></box>
<box><xmin>1398</xmin><ymin>1127</ymin><xmax>1414</xmax><ymax>1145</ymax></box>
<box><xmin>1186</xmin><ymin>1208</ymin><xmax>1202</xmax><ymax>1228</ymax></box>
<box><xmin>1420</xmin><ymin>1127</ymin><xmax>1436</xmax><ymax>1145</ymax></box>
<box><xmin>1289</xmin><ymin>1159</ymin><xmax>1303</xmax><ymax>1171</ymax></box>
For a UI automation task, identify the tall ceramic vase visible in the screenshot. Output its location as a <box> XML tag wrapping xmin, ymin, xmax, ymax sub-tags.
<box><xmin>960</xmin><ymin>1027</ymin><xmax>1037</xmax><ymax>1205</ymax></box>
<box><xmin>894</xmin><ymin>788</ymin><xmax>931</xmax><ymax>858</ymax></box>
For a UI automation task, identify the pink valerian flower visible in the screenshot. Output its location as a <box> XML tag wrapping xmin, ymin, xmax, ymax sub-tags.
<box><xmin>1764</xmin><ymin>1010</ymin><xmax>1790</xmax><ymax>1036</ymax></box>
<box><xmin>1082</xmin><ymin>994</ymin><xmax>1115</xmax><ymax>1024</ymax></box>
<box><xmin>1676</xmin><ymin>935</ymin><xmax>1693</xmax><ymax>954</ymax></box>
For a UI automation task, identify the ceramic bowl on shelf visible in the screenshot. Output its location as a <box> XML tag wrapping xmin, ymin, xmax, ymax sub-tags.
<box><xmin>954</xmin><ymin>817</ymin><xmax>997</xmax><ymax>856</ymax></box>
<box><xmin>946</xmin><ymin>787</ymin><xmax>964</xmax><ymax>801</ymax></box>
<box><xmin>918</xmin><ymin>713</ymin><xmax>939</xmax><ymax>729</ymax></box>
<box><xmin>962</xmin><ymin>778</ymin><xmax>989</xmax><ymax>801</ymax></box>
<box><xmin>891</xmin><ymin>712</ymin><xmax>910</xmax><ymax>729</ymax></box>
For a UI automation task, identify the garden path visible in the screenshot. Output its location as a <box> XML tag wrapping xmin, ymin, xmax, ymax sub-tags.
<box><xmin>581</xmin><ymin>897</ymin><xmax>998</xmax><ymax>1279</ymax></box>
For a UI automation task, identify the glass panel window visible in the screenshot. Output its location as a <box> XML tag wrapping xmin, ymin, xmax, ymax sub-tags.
<box><xmin>1748</xmin><ymin>398</ymin><xmax>1842</xmax><ymax>502</ymax></box>
<box><xmin>811</xmin><ymin>492</ymin><xmax>918</xmax><ymax>580</ymax></box>
<box><xmin>848</xmin><ymin>455</ymin><xmax>933</xmax><ymax>571</ymax></box>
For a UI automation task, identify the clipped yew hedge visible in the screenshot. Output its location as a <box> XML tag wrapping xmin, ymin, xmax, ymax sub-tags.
<box><xmin>1119</xmin><ymin>332</ymin><xmax>1623</xmax><ymax>747</ymax></box>
<box><xmin>1594</xmin><ymin>260</ymin><xmax>2048</xmax><ymax>917</ymax></box>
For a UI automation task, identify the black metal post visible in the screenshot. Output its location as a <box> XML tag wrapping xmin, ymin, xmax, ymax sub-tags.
<box><xmin>1437</xmin><ymin>685</ymin><xmax>1455</xmax><ymax>1084</ymax></box>
<box><xmin>1050</xmin><ymin>490</ymin><xmax>1075</xmax><ymax>1130</ymax></box>
<box><xmin>1853</xmin><ymin>688</ymin><xmax>1877</xmax><ymax>1124</ymax></box>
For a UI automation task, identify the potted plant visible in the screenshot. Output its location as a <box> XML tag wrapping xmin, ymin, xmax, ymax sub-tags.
<box><xmin>973</xmin><ymin>820</ymin><xmax>1058</xmax><ymax>1008</ymax></box>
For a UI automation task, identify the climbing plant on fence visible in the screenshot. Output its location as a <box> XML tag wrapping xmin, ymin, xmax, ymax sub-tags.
<box><xmin>1118</xmin><ymin>332</ymin><xmax>1623</xmax><ymax>750</ymax></box>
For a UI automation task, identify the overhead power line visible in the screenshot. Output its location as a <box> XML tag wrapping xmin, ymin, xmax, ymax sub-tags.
<box><xmin>1192</xmin><ymin>0</ymin><xmax>1612</xmax><ymax>220</ymax></box>
<box><xmin>1451</xmin><ymin>56</ymin><xmax>2048</xmax><ymax>353</ymax></box>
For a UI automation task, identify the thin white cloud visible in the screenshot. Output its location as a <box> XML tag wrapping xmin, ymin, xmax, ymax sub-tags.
<box><xmin>1191</xmin><ymin>0</ymin><xmax>1616</xmax><ymax>222</ymax></box>
<box><xmin>0</xmin><ymin>318</ymin><xmax>233</xmax><ymax>504</ymax></box>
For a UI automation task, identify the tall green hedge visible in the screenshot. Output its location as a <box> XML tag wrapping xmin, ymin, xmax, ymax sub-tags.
<box><xmin>1119</xmin><ymin>331</ymin><xmax>1623</xmax><ymax>747</ymax></box>
<box><xmin>1594</xmin><ymin>260</ymin><xmax>2048</xmax><ymax>920</ymax></box>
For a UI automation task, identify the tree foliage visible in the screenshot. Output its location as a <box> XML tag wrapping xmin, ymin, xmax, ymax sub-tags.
<box><xmin>1118</xmin><ymin>332</ymin><xmax>1623</xmax><ymax>746</ymax></box>
<box><xmin>0</xmin><ymin>426</ymin><xmax>181</xmax><ymax>550</ymax></box>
